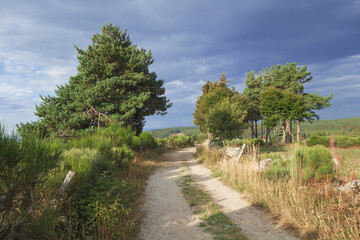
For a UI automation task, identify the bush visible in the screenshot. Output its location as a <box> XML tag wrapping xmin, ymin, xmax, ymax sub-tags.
<box><xmin>291</xmin><ymin>146</ymin><xmax>333</xmax><ymax>181</ymax></box>
<box><xmin>249</xmin><ymin>138</ymin><xmax>264</xmax><ymax>146</ymax></box>
<box><xmin>266</xmin><ymin>159</ymin><xmax>289</xmax><ymax>180</ymax></box>
<box><xmin>305</xmin><ymin>135</ymin><xmax>329</xmax><ymax>147</ymax></box>
<box><xmin>306</xmin><ymin>135</ymin><xmax>360</xmax><ymax>148</ymax></box>
<box><xmin>113</xmin><ymin>145</ymin><xmax>135</xmax><ymax>167</ymax></box>
<box><xmin>0</xmin><ymin>125</ymin><xmax>60</xmax><ymax>237</ymax></box>
<box><xmin>61</xmin><ymin>148</ymin><xmax>100</xmax><ymax>181</ymax></box>
<box><xmin>166</xmin><ymin>135</ymin><xmax>195</xmax><ymax>147</ymax></box>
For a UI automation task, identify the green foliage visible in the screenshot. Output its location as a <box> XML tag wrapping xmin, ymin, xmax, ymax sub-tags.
<box><xmin>305</xmin><ymin>135</ymin><xmax>360</xmax><ymax>148</ymax></box>
<box><xmin>249</xmin><ymin>138</ymin><xmax>264</xmax><ymax>146</ymax></box>
<box><xmin>0</xmin><ymin>124</ymin><xmax>60</xmax><ymax>237</ymax></box>
<box><xmin>193</xmin><ymin>73</ymin><xmax>249</xmax><ymax>139</ymax></box>
<box><xmin>61</xmin><ymin>148</ymin><xmax>100</xmax><ymax>181</ymax></box>
<box><xmin>113</xmin><ymin>145</ymin><xmax>135</xmax><ymax>167</ymax></box>
<box><xmin>149</xmin><ymin>126</ymin><xmax>201</xmax><ymax>138</ymax></box>
<box><xmin>300</xmin><ymin>117</ymin><xmax>360</xmax><ymax>137</ymax></box>
<box><xmin>166</xmin><ymin>135</ymin><xmax>195</xmax><ymax>147</ymax></box>
<box><xmin>291</xmin><ymin>146</ymin><xmax>333</xmax><ymax>181</ymax></box>
<box><xmin>266</xmin><ymin>159</ymin><xmax>289</xmax><ymax>180</ymax></box>
<box><xmin>69</xmin><ymin>173</ymin><xmax>139</xmax><ymax>239</ymax></box>
<box><xmin>19</xmin><ymin>24</ymin><xmax>171</xmax><ymax>136</ymax></box>
<box><xmin>305</xmin><ymin>135</ymin><xmax>330</xmax><ymax>147</ymax></box>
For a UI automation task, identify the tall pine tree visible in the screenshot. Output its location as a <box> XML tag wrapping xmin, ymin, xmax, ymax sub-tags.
<box><xmin>18</xmin><ymin>24</ymin><xmax>171</xmax><ymax>137</ymax></box>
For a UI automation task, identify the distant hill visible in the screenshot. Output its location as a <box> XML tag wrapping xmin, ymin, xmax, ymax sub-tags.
<box><xmin>146</xmin><ymin>117</ymin><xmax>360</xmax><ymax>139</ymax></box>
<box><xmin>300</xmin><ymin>117</ymin><xmax>360</xmax><ymax>137</ymax></box>
<box><xmin>148</xmin><ymin>126</ymin><xmax>201</xmax><ymax>138</ymax></box>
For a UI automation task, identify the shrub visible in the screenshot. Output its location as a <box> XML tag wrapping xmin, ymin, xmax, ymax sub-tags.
<box><xmin>113</xmin><ymin>145</ymin><xmax>135</xmax><ymax>167</ymax></box>
<box><xmin>0</xmin><ymin>125</ymin><xmax>60</xmax><ymax>237</ymax></box>
<box><xmin>291</xmin><ymin>145</ymin><xmax>333</xmax><ymax>181</ymax></box>
<box><xmin>250</xmin><ymin>138</ymin><xmax>265</xmax><ymax>146</ymax></box>
<box><xmin>306</xmin><ymin>135</ymin><xmax>360</xmax><ymax>148</ymax></box>
<box><xmin>166</xmin><ymin>135</ymin><xmax>195</xmax><ymax>147</ymax></box>
<box><xmin>266</xmin><ymin>159</ymin><xmax>289</xmax><ymax>180</ymax></box>
<box><xmin>61</xmin><ymin>148</ymin><xmax>99</xmax><ymax>181</ymax></box>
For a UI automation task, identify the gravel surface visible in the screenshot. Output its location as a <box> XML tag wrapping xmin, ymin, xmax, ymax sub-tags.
<box><xmin>139</xmin><ymin>148</ymin><xmax>212</xmax><ymax>240</ymax></box>
<box><xmin>139</xmin><ymin>147</ymin><xmax>302</xmax><ymax>240</ymax></box>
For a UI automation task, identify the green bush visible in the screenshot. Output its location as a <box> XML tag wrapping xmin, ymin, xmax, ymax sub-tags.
<box><xmin>306</xmin><ymin>135</ymin><xmax>360</xmax><ymax>148</ymax></box>
<box><xmin>291</xmin><ymin>146</ymin><xmax>333</xmax><ymax>181</ymax></box>
<box><xmin>166</xmin><ymin>135</ymin><xmax>195</xmax><ymax>147</ymax></box>
<box><xmin>266</xmin><ymin>159</ymin><xmax>289</xmax><ymax>180</ymax></box>
<box><xmin>225</xmin><ymin>138</ymin><xmax>246</xmax><ymax>146</ymax></box>
<box><xmin>61</xmin><ymin>148</ymin><xmax>100</xmax><ymax>181</ymax></box>
<box><xmin>249</xmin><ymin>138</ymin><xmax>265</xmax><ymax>146</ymax></box>
<box><xmin>113</xmin><ymin>145</ymin><xmax>135</xmax><ymax>167</ymax></box>
<box><xmin>0</xmin><ymin>125</ymin><xmax>60</xmax><ymax>238</ymax></box>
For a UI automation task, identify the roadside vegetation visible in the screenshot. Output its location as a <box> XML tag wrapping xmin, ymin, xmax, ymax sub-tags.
<box><xmin>0</xmin><ymin>122</ymin><xmax>195</xmax><ymax>239</ymax></box>
<box><xmin>197</xmin><ymin>142</ymin><xmax>360</xmax><ymax>240</ymax></box>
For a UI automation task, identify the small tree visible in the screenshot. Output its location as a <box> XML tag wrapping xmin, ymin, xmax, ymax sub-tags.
<box><xmin>193</xmin><ymin>74</ymin><xmax>249</xmax><ymax>140</ymax></box>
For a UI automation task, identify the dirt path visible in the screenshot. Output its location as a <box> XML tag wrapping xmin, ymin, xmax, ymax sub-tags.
<box><xmin>139</xmin><ymin>148</ymin><xmax>212</xmax><ymax>240</ymax></box>
<box><xmin>139</xmin><ymin>147</ymin><xmax>301</xmax><ymax>240</ymax></box>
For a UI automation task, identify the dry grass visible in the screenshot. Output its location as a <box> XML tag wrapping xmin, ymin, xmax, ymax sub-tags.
<box><xmin>200</xmin><ymin>145</ymin><xmax>360</xmax><ymax>240</ymax></box>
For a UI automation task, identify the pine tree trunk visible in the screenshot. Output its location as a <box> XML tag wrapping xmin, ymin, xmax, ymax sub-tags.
<box><xmin>297</xmin><ymin>121</ymin><xmax>301</xmax><ymax>143</ymax></box>
<box><xmin>261</xmin><ymin>122</ymin><xmax>263</xmax><ymax>139</ymax></box>
<box><xmin>282</xmin><ymin>120</ymin><xmax>286</xmax><ymax>144</ymax></box>
<box><xmin>285</xmin><ymin>120</ymin><xmax>292</xmax><ymax>144</ymax></box>
<box><xmin>275</xmin><ymin>125</ymin><xmax>279</xmax><ymax>145</ymax></box>
<box><xmin>268</xmin><ymin>129</ymin><xmax>272</xmax><ymax>142</ymax></box>
<box><xmin>255</xmin><ymin>121</ymin><xmax>258</xmax><ymax>138</ymax></box>
<box><xmin>265</xmin><ymin>129</ymin><xmax>269</xmax><ymax>143</ymax></box>
<box><xmin>289</xmin><ymin>121</ymin><xmax>293</xmax><ymax>143</ymax></box>
<box><xmin>250</xmin><ymin>122</ymin><xmax>254</xmax><ymax>139</ymax></box>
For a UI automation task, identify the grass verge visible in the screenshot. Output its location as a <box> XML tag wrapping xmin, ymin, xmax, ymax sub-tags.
<box><xmin>181</xmin><ymin>172</ymin><xmax>247</xmax><ymax>240</ymax></box>
<box><xmin>199</xmin><ymin>145</ymin><xmax>360</xmax><ymax>240</ymax></box>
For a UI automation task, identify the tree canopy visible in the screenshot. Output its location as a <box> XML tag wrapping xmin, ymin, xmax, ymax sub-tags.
<box><xmin>193</xmin><ymin>74</ymin><xmax>249</xmax><ymax>140</ymax></box>
<box><xmin>17</xmin><ymin>24</ymin><xmax>171</xmax><ymax>137</ymax></box>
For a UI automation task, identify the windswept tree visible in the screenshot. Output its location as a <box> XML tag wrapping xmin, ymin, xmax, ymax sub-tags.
<box><xmin>17</xmin><ymin>24</ymin><xmax>171</xmax><ymax>137</ymax></box>
<box><xmin>258</xmin><ymin>62</ymin><xmax>332</xmax><ymax>143</ymax></box>
<box><xmin>193</xmin><ymin>74</ymin><xmax>249</xmax><ymax>140</ymax></box>
<box><xmin>243</xmin><ymin>70</ymin><xmax>263</xmax><ymax>138</ymax></box>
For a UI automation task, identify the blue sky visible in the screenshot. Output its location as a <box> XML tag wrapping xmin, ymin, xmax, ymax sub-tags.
<box><xmin>1</xmin><ymin>0</ymin><xmax>360</xmax><ymax>132</ymax></box>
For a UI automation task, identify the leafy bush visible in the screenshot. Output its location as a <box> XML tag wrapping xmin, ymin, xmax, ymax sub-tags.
<box><xmin>291</xmin><ymin>146</ymin><xmax>333</xmax><ymax>181</ymax></box>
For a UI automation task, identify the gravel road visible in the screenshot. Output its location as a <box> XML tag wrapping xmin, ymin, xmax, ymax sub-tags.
<box><xmin>139</xmin><ymin>147</ymin><xmax>301</xmax><ymax>240</ymax></box>
<box><xmin>139</xmin><ymin>148</ymin><xmax>212</xmax><ymax>240</ymax></box>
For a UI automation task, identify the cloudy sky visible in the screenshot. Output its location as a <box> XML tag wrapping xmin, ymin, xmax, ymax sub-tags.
<box><xmin>1</xmin><ymin>0</ymin><xmax>360</xmax><ymax>132</ymax></box>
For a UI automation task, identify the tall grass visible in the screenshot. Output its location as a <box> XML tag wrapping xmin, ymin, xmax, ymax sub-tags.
<box><xmin>200</xmin><ymin>145</ymin><xmax>360</xmax><ymax>239</ymax></box>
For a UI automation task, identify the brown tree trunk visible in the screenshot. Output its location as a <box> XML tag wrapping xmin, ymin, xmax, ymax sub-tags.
<box><xmin>265</xmin><ymin>129</ymin><xmax>269</xmax><ymax>143</ymax></box>
<box><xmin>285</xmin><ymin>120</ymin><xmax>292</xmax><ymax>144</ymax></box>
<box><xmin>275</xmin><ymin>125</ymin><xmax>279</xmax><ymax>145</ymax></box>
<box><xmin>268</xmin><ymin>129</ymin><xmax>272</xmax><ymax>143</ymax></box>
<box><xmin>282</xmin><ymin>120</ymin><xmax>286</xmax><ymax>144</ymax></box>
<box><xmin>250</xmin><ymin>122</ymin><xmax>255</xmax><ymax>139</ymax></box>
<box><xmin>255</xmin><ymin>121</ymin><xmax>258</xmax><ymax>138</ymax></box>
<box><xmin>297</xmin><ymin>121</ymin><xmax>301</xmax><ymax>143</ymax></box>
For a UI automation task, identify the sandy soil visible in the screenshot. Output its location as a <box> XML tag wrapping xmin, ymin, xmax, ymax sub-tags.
<box><xmin>139</xmin><ymin>147</ymin><xmax>301</xmax><ymax>240</ymax></box>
